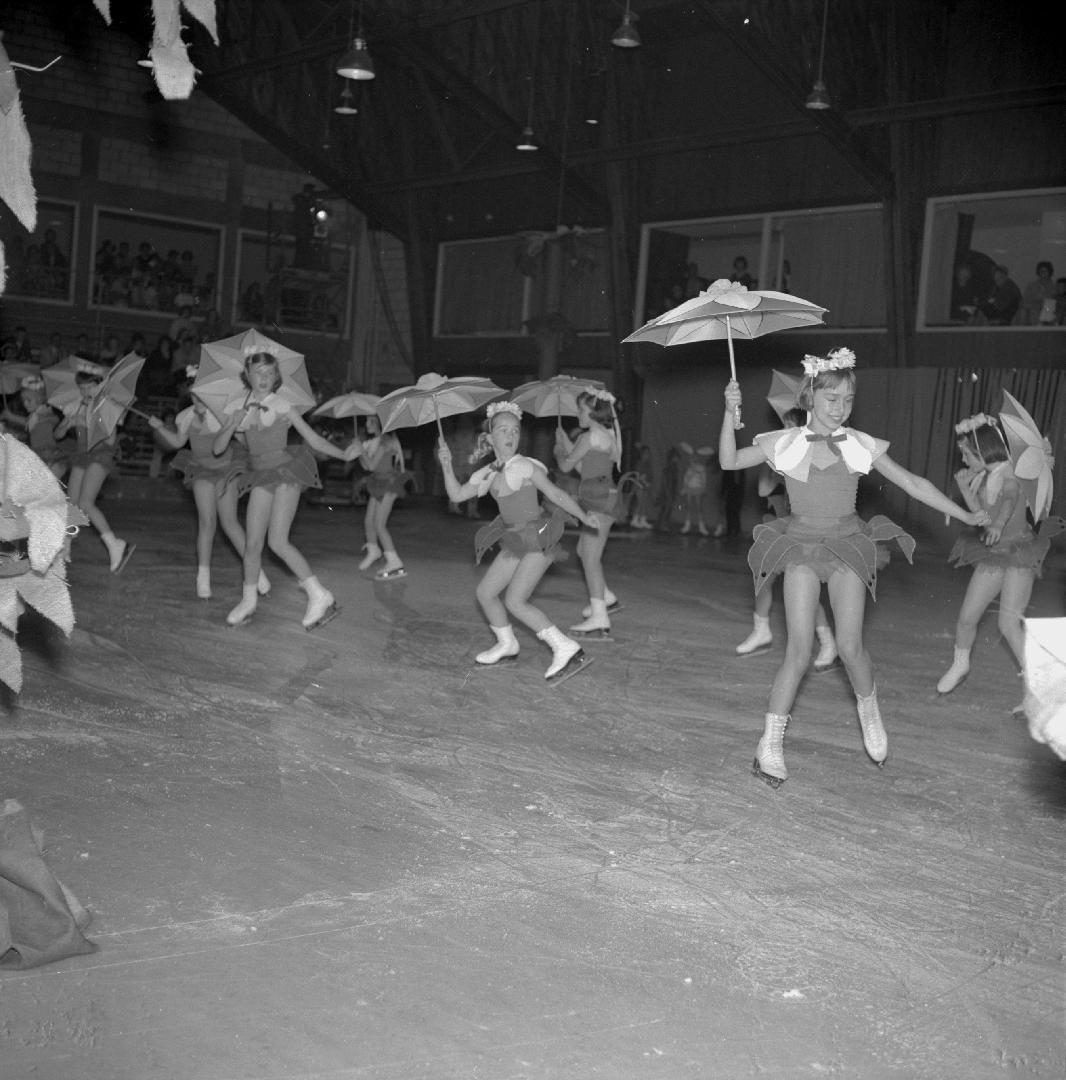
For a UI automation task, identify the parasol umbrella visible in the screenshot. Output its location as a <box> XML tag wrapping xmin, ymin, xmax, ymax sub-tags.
<box><xmin>998</xmin><ymin>390</ymin><xmax>1055</xmax><ymax>521</ymax></box>
<box><xmin>510</xmin><ymin>374</ymin><xmax>606</xmax><ymax>427</ymax></box>
<box><xmin>0</xmin><ymin>361</ymin><xmax>40</xmax><ymax>397</ymax></box>
<box><xmin>623</xmin><ymin>279</ymin><xmax>827</xmax><ymax>428</ymax></box>
<box><xmin>766</xmin><ymin>369</ymin><xmax>804</xmax><ymax>425</ymax></box>
<box><xmin>194</xmin><ymin>329</ymin><xmax>315</xmax><ymax>416</ymax></box>
<box><xmin>42</xmin><ymin>355</ymin><xmax>84</xmax><ymax>413</ymax></box>
<box><xmin>84</xmin><ymin>352</ymin><xmax>150</xmax><ymax>448</ymax></box>
<box><xmin>375</xmin><ymin>373</ymin><xmax>506</xmax><ymax>438</ymax></box>
<box><xmin>313</xmin><ymin>391</ymin><xmax>382</xmax><ymax>419</ymax></box>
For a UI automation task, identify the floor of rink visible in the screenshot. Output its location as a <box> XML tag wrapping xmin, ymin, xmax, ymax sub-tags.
<box><xmin>2</xmin><ymin>492</ymin><xmax>1064</xmax><ymax>1080</ymax></box>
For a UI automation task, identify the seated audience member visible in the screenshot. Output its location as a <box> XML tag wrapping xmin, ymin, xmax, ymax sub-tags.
<box><xmin>978</xmin><ymin>264</ymin><xmax>1022</xmax><ymax>325</ymax></box>
<box><xmin>169</xmin><ymin>305</ymin><xmax>197</xmax><ymax>342</ymax></box>
<box><xmin>729</xmin><ymin>254</ymin><xmax>756</xmax><ymax>289</ymax></box>
<box><xmin>1021</xmin><ymin>260</ymin><xmax>1056</xmax><ymax>325</ymax></box>
<box><xmin>949</xmin><ymin>263</ymin><xmax>982</xmax><ymax>323</ymax></box>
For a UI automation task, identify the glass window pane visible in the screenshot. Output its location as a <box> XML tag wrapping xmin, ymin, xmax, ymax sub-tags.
<box><xmin>0</xmin><ymin>199</ymin><xmax>76</xmax><ymax>303</ymax></box>
<box><xmin>920</xmin><ymin>189</ymin><xmax>1066</xmax><ymax>328</ymax></box>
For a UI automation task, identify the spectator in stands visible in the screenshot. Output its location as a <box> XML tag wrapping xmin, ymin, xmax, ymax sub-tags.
<box><xmin>199</xmin><ymin>307</ymin><xmax>224</xmax><ymax>342</ymax></box>
<box><xmin>38</xmin><ymin>228</ymin><xmax>69</xmax><ymax>294</ymax></box>
<box><xmin>240</xmin><ymin>281</ymin><xmax>265</xmax><ymax>323</ymax></box>
<box><xmin>682</xmin><ymin>261</ymin><xmax>709</xmax><ymax>299</ymax></box>
<box><xmin>74</xmin><ymin>334</ymin><xmax>97</xmax><ymax>361</ymax></box>
<box><xmin>169</xmin><ymin>305</ymin><xmax>197</xmax><ymax>343</ymax></box>
<box><xmin>177</xmin><ymin>250</ymin><xmax>198</xmax><ymax>286</ymax></box>
<box><xmin>144</xmin><ymin>334</ymin><xmax>174</xmax><ymax>396</ymax></box>
<box><xmin>98</xmin><ymin>334</ymin><xmax>122</xmax><ymax>364</ymax></box>
<box><xmin>729</xmin><ymin>254</ymin><xmax>757</xmax><ymax>290</ymax></box>
<box><xmin>979</xmin><ymin>265</ymin><xmax>1022</xmax><ymax>325</ymax></box>
<box><xmin>4</xmin><ymin>325</ymin><xmax>34</xmax><ymax>362</ymax></box>
<box><xmin>950</xmin><ymin>262</ymin><xmax>982</xmax><ymax>323</ymax></box>
<box><xmin>1021</xmin><ymin>260</ymin><xmax>1056</xmax><ymax>325</ymax></box>
<box><xmin>95</xmin><ymin>239</ymin><xmax>117</xmax><ymax>277</ymax></box>
<box><xmin>114</xmin><ymin>241</ymin><xmax>133</xmax><ymax>276</ymax></box>
<box><xmin>40</xmin><ymin>331</ymin><xmax>63</xmax><ymax>368</ymax></box>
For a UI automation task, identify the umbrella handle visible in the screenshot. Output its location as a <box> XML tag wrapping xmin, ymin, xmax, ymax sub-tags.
<box><xmin>725</xmin><ymin>318</ymin><xmax>744</xmax><ymax>429</ymax></box>
<box><xmin>433</xmin><ymin>396</ymin><xmax>443</xmax><ymax>440</ymax></box>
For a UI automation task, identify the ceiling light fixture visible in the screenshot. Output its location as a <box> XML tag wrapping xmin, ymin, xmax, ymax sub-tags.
<box><xmin>805</xmin><ymin>0</ymin><xmax>831</xmax><ymax>110</ymax></box>
<box><xmin>611</xmin><ymin>2</ymin><xmax>641</xmax><ymax>48</ymax></box>
<box><xmin>516</xmin><ymin>1</ymin><xmax>542</xmax><ymax>151</ymax></box>
<box><xmin>337</xmin><ymin>0</ymin><xmax>375</xmax><ymax>80</ymax></box>
<box><xmin>334</xmin><ymin>85</ymin><xmax>358</xmax><ymax>115</ymax></box>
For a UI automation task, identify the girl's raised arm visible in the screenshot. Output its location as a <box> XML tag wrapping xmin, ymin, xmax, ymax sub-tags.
<box><xmin>437</xmin><ymin>438</ymin><xmax>479</xmax><ymax>503</ymax></box>
<box><xmin>719</xmin><ymin>382</ymin><xmax>768</xmax><ymax>471</ymax></box>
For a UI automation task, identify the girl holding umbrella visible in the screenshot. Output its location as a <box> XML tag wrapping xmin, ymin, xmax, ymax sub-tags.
<box><xmin>719</xmin><ymin>348</ymin><xmax>988</xmax><ymax>788</ymax></box>
<box><xmin>553</xmin><ymin>388</ymin><xmax>624</xmax><ymax>638</ymax></box>
<box><xmin>147</xmin><ymin>365</ymin><xmax>271</xmax><ymax>600</ymax></box>
<box><xmin>213</xmin><ymin>346</ymin><xmax>361</xmax><ymax>630</ymax></box>
<box><xmin>436</xmin><ymin>401</ymin><xmax>599</xmax><ymax>683</ymax></box>
<box><xmin>54</xmin><ymin>359</ymin><xmax>136</xmax><ymax>573</ymax></box>
<box><xmin>3</xmin><ymin>374</ymin><xmax>69</xmax><ymax>479</ymax></box>
<box><xmin>356</xmin><ymin>414</ymin><xmax>409</xmax><ymax>580</ymax></box>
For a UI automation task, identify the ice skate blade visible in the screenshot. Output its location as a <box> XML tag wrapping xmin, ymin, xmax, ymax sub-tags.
<box><xmin>736</xmin><ymin>642</ymin><xmax>773</xmax><ymax>658</ymax></box>
<box><xmin>375</xmin><ymin>567</ymin><xmax>407</xmax><ymax>581</ymax></box>
<box><xmin>546</xmin><ymin>650</ymin><xmax>593</xmax><ymax>686</ymax></box>
<box><xmin>569</xmin><ymin>627</ymin><xmax>614</xmax><ymax>641</ymax></box>
<box><xmin>304</xmin><ymin>603</ymin><xmax>340</xmax><ymax>632</ymax></box>
<box><xmin>111</xmin><ymin>542</ymin><xmax>136</xmax><ymax>574</ymax></box>
<box><xmin>813</xmin><ymin>656</ymin><xmax>840</xmax><ymax>673</ymax></box>
<box><xmin>475</xmin><ymin>654</ymin><xmax>519</xmax><ymax>666</ymax></box>
<box><xmin>751</xmin><ymin>758</ymin><xmax>785</xmax><ymax>788</ymax></box>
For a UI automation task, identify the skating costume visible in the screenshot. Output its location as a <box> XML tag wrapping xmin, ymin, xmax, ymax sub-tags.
<box><xmin>575</xmin><ymin>427</ymin><xmax>622</xmax><ymax>522</ymax></box>
<box><xmin>947</xmin><ymin>464</ymin><xmax>1065</xmax><ymax>575</ymax></box>
<box><xmin>26</xmin><ymin>406</ymin><xmax>67</xmax><ymax>468</ymax></box>
<box><xmin>747</xmin><ymin>426</ymin><xmax>915</xmax><ymax>599</ymax></box>
<box><xmin>227</xmin><ymin>394</ymin><xmax>320</xmax><ymax>495</ymax></box>
<box><xmin>168</xmin><ymin>407</ymin><xmax>245</xmax><ymax>495</ymax></box>
<box><xmin>471</xmin><ymin>455</ymin><xmax>565</xmax><ymax>564</ymax></box>
<box><xmin>361</xmin><ymin>435</ymin><xmax>409</xmax><ymax>499</ymax></box>
<box><xmin>63</xmin><ymin>401</ymin><xmax>116</xmax><ymax>471</ymax></box>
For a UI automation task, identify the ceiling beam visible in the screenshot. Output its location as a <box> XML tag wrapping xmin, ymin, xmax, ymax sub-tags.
<box><xmin>690</xmin><ymin>0</ymin><xmax>895</xmax><ymax>198</ymax></box>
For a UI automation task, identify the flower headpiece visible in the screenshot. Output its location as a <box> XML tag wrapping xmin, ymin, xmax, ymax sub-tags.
<box><xmin>243</xmin><ymin>343</ymin><xmax>279</xmax><ymax>359</ymax></box>
<box><xmin>954</xmin><ymin>413</ymin><xmax>996</xmax><ymax>436</ymax></box>
<box><xmin>20</xmin><ymin>375</ymin><xmax>45</xmax><ymax>392</ymax></box>
<box><xmin>801</xmin><ymin>347</ymin><xmax>856</xmax><ymax>378</ymax></box>
<box><xmin>76</xmin><ymin>358</ymin><xmax>107</xmax><ymax>378</ymax></box>
<box><xmin>185</xmin><ymin>364</ymin><xmax>199</xmax><ymax>380</ymax></box>
<box><xmin>587</xmin><ymin>387</ymin><xmax>617</xmax><ymax>406</ymax></box>
<box><xmin>486</xmin><ymin>400</ymin><xmax>522</xmax><ymax>422</ymax></box>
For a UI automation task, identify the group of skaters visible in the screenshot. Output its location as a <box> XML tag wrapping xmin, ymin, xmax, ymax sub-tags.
<box><xmin>7</xmin><ymin>343</ymin><xmax>1062</xmax><ymax>784</ymax></box>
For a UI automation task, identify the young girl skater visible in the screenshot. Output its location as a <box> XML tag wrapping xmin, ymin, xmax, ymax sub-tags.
<box><xmin>54</xmin><ymin>360</ymin><xmax>136</xmax><ymax>572</ymax></box>
<box><xmin>356</xmin><ymin>415</ymin><xmax>408</xmax><ymax>580</ymax></box>
<box><xmin>936</xmin><ymin>411</ymin><xmax>1063</xmax><ymax>699</ymax></box>
<box><xmin>213</xmin><ymin>349</ymin><xmax>361</xmax><ymax>630</ymax></box>
<box><xmin>677</xmin><ymin>442</ymin><xmax>714</xmax><ymax>535</ymax></box>
<box><xmin>147</xmin><ymin>367</ymin><xmax>270</xmax><ymax>600</ymax></box>
<box><xmin>736</xmin><ymin>407</ymin><xmax>837</xmax><ymax>670</ymax></box>
<box><xmin>720</xmin><ymin>348</ymin><xmax>988</xmax><ymax>788</ymax></box>
<box><xmin>437</xmin><ymin>401</ymin><xmax>600</xmax><ymax>683</ymax></box>
<box><xmin>4</xmin><ymin>375</ymin><xmax>69</xmax><ymax>479</ymax></box>
<box><xmin>554</xmin><ymin>388</ymin><xmax>624</xmax><ymax>636</ymax></box>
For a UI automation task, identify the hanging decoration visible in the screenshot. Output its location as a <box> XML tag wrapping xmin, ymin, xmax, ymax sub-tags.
<box><xmin>0</xmin><ymin>436</ymin><xmax>84</xmax><ymax>693</ymax></box>
<box><xmin>92</xmin><ymin>0</ymin><xmax>219</xmax><ymax>100</ymax></box>
<box><xmin>0</xmin><ymin>33</ymin><xmax>39</xmax><ymax>294</ymax></box>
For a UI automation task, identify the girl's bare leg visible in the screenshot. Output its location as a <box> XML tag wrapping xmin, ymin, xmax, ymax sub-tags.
<box><xmin>265</xmin><ymin>483</ymin><xmax>313</xmax><ymax>582</ymax></box>
<box><xmin>998</xmin><ymin>567</ymin><xmax>1036</xmax><ymax>670</ymax></box>
<box><xmin>938</xmin><ymin>567</ymin><xmax>1003</xmax><ymax>693</ymax></box>
<box><xmin>767</xmin><ymin>566</ymin><xmax>823</xmax><ymax>714</ymax></box>
<box><xmin>571</xmin><ymin>514</ymin><xmax>614</xmax><ymax>633</ymax></box>
<box><xmin>503</xmin><ymin>552</ymin><xmax>554</xmax><ymax>633</ymax></box>
<box><xmin>360</xmin><ymin>498</ymin><xmax>384</xmax><ymax>568</ymax></box>
<box><xmin>191</xmin><ymin>479</ymin><xmax>219</xmax><ymax>596</ymax></box>
<box><xmin>76</xmin><ymin>462</ymin><xmax>129</xmax><ymax>570</ymax></box>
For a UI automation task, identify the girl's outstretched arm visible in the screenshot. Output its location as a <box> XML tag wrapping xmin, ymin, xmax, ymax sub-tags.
<box><xmin>873</xmin><ymin>453</ymin><xmax>989</xmax><ymax>526</ymax></box>
<box><xmin>291</xmin><ymin>413</ymin><xmax>362</xmax><ymax>461</ymax></box>
<box><xmin>437</xmin><ymin>439</ymin><xmax>479</xmax><ymax>503</ymax></box>
<box><xmin>212</xmin><ymin>414</ymin><xmax>241</xmax><ymax>456</ymax></box>
<box><xmin>719</xmin><ymin>381</ymin><xmax>767</xmax><ymax>470</ymax></box>
<box><xmin>148</xmin><ymin>411</ymin><xmax>191</xmax><ymax>450</ymax></box>
<box><xmin>530</xmin><ymin>470</ymin><xmax>599</xmax><ymax>528</ymax></box>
